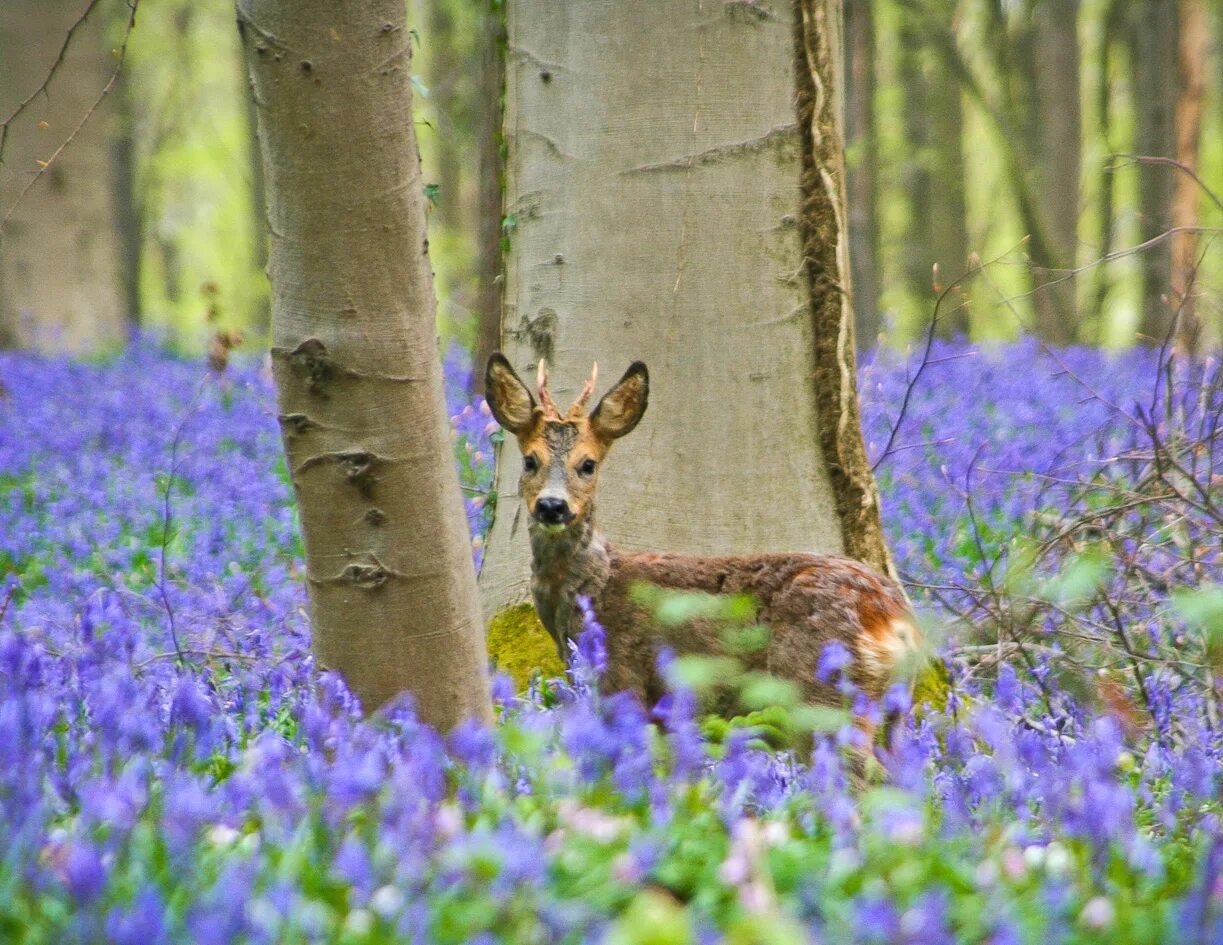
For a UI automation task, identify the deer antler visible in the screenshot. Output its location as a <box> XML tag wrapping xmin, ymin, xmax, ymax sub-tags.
<box><xmin>569</xmin><ymin>362</ymin><xmax>599</xmax><ymax>415</ymax></box>
<box><xmin>536</xmin><ymin>358</ymin><xmax>561</xmax><ymax>420</ymax></box>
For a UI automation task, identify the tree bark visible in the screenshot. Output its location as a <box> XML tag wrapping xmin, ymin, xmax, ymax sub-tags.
<box><xmin>113</xmin><ymin>68</ymin><xmax>143</xmax><ymax>335</ymax></box>
<box><xmin>1028</xmin><ymin>0</ymin><xmax>1082</xmax><ymax>345</ymax></box>
<box><xmin>480</xmin><ymin>0</ymin><xmax>894</xmax><ymax>618</ymax></box>
<box><xmin>1131</xmin><ymin>0</ymin><xmax>1178</xmax><ymax>343</ymax></box>
<box><xmin>243</xmin><ymin>79</ymin><xmax>270</xmax><ymax>335</ymax></box>
<box><xmin>1171</xmin><ymin>0</ymin><xmax>1207</xmax><ymax>355</ymax></box>
<box><xmin>473</xmin><ymin>0</ymin><xmax>506</xmax><ymax>393</ymax></box>
<box><xmin>0</xmin><ymin>0</ymin><xmax>126</xmax><ymax>352</ymax></box>
<box><xmin>1086</xmin><ymin>0</ymin><xmax>1124</xmax><ymax>336</ymax></box>
<box><xmin>900</xmin><ymin>2</ymin><xmax>969</xmax><ymax>338</ymax></box>
<box><xmin>238</xmin><ymin>0</ymin><xmax>492</xmax><ymax>728</ymax></box>
<box><xmin>844</xmin><ymin>0</ymin><xmax>880</xmax><ymax>345</ymax></box>
<box><xmin>426</xmin><ymin>0</ymin><xmax>464</xmax><ymax>239</ymax></box>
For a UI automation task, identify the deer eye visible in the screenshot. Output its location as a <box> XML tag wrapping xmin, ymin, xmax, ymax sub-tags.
<box><xmin>577</xmin><ymin>458</ymin><xmax>597</xmax><ymax>477</ymax></box>
<box><xmin>523</xmin><ymin>454</ymin><xmax>539</xmax><ymax>473</ymax></box>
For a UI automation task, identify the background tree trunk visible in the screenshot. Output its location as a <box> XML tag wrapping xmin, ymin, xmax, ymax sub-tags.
<box><xmin>243</xmin><ymin>84</ymin><xmax>270</xmax><ymax>335</ymax></box>
<box><xmin>844</xmin><ymin>0</ymin><xmax>881</xmax><ymax>345</ymax></box>
<box><xmin>0</xmin><ymin>0</ymin><xmax>126</xmax><ymax>352</ymax></box>
<box><xmin>480</xmin><ymin>0</ymin><xmax>894</xmax><ymax>618</ymax></box>
<box><xmin>1028</xmin><ymin>0</ymin><xmax>1082</xmax><ymax>344</ymax></box>
<box><xmin>425</xmin><ymin>0</ymin><xmax>463</xmax><ymax>239</ymax></box>
<box><xmin>113</xmin><ymin>68</ymin><xmax>143</xmax><ymax>336</ymax></box>
<box><xmin>238</xmin><ymin>0</ymin><xmax>492</xmax><ymax>728</ymax></box>
<box><xmin>1132</xmin><ymin>0</ymin><xmax>1178</xmax><ymax>343</ymax></box>
<box><xmin>1171</xmin><ymin>0</ymin><xmax>1207</xmax><ymax>355</ymax></box>
<box><xmin>896</xmin><ymin>1</ymin><xmax>968</xmax><ymax>337</ymax></box>
<box><xmin>473</xmin><ymin>0</ymin><xmax>506</xmax><ymax>393</ymax></box>
<box><xmin>926</xmin><ymin>66</ymin><xmax>968</xmax><ymax>336</ymax></box>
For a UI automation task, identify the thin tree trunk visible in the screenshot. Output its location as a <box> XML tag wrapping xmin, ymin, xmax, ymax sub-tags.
<box><xmin>113</xmin><ymin>68</ymin><xmax>143</xmax><ymax>335</ymax></box>
<box><xmin>926</xmin><ymin>37</ymin><xmax>968</xmax><ymax>337</ymax></box>
<box><xmin>481</xmin><ymin>0</ymin><xmax>894</xmax><ymax>618</ymax></box>
<box><xmin>897</xmin><ymin>21</ymin><xmax>932</xmax><ymax>312</ymax></box>
<box><xmin>1171</xmin><ymin>0</ymin><xmax>1207</xmax><ymax>355</ymax></box>
<box><xmin>427</xmin><ymin>0</ymin><xmax>463</xmax><ymax>239</ymax></box>
<box><xmin>243</xmin><ymin>82</ymin><xmax>270</xmax><ymax>335</ymax></box>
<box><xmin>0</xmin><ymin>0</ymin><xmax>126</xmax><ymax>352</ymax></box>
<box><xmin>844</xmin><ymin>0</ymin><xmax>880</xmax><ymax>345</ymax></box>
<box><xmin>1029</xmin><ymin>0</ymin><xmax>1082</xmax><ymax>344</ymax></box>
<box><xmin>473</xmin><ymin>0</ymin><xmax>506</xmax><ymax>393</ymax></box>
<box><xmin>1088</xmin><ymin>0</ymin><xmax>1123</xmax><ymax>335</ymax></box>
<box><xmin>1132</xmin><ymin>0</ymin><xmax>1178</xmax><ymax>343</ymax></box>
<box><xmin>238</xmin><ymin>0</ymin><xmax>492</xmax><ymax>727</ymax></box>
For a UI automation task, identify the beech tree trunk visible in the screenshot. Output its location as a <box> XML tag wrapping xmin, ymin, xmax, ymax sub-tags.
<box><xmin>1171</xmin><ymin>0</ymin><xmax>1207</xmax><ymax>355</ymax></box>
<box><xmin>238</xmin><ymin>0</ymin><xmax>492</xmax><ymax>728</ymax></box>
<box><xmin>0</xmin><ymin>0</ymin><xmax>126</xmax><ymax>352</ymax></box>
<box><xmin>480</xmin><ymin>0</ymin><xmax>893</xmax><ymax>618</ymax></box>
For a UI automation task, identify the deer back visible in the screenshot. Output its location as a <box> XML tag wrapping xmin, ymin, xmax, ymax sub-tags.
<box><xmin>594</xmin><ymin>549</ymin><xmax>918</xmax><ymax>709</ymax></box>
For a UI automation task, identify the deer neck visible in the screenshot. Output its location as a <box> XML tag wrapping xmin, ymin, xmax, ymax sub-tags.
<box><xmin>528</xmin><ymin>508</ymin><xmax>611</xmax><ymax>649</ymax></box>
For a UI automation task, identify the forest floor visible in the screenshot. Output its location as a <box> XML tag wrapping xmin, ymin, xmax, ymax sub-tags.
<box><xmin>0</xmin><ymin>339</ymin><xmax>1220</xmax><ymax>943</ymax></box>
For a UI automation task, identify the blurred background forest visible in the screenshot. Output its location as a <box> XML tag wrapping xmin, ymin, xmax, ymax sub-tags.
<box><xmin>2</xmin><ymin>0</ymin><xmax>1222</xmax><ymax>356</ymax></box>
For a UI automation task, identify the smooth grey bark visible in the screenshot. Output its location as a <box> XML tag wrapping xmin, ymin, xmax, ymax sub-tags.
<box><xmin>481</xmin><ymin>0</ymin><xmax>894</xmax><ymax>618</ymax></box>
<box><xmin>238</xmin><ymin>0</ymin><xmax>492</xmax><ymax>728</ymax></box>
<box><xmin>0</xmin><ymin>0</ymin><xmax>126</xmax><ymax>352</ymax></box>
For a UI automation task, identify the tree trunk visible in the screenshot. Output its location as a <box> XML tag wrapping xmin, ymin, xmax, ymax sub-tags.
<box><xmin>0</xmin><ymin>0</ymin><xmax>126</xmax><ymax>352</ymax></box>
<box><xmin>113</xmin><ymin>68</ymin><xmax>143</xmax><ymax>335</ymax></box>
<box><xmin>480</xmin><ymin>0</ymin><xmax>894</xmax><ymax>618</ymax></box>
<box><xmin>844</xmin><ymin>0</ymin><xmax>880</xmax><ymax>345</ymax></box>
<box><xmin>238</xmin><ymin>0</ymin><xmax>492</xmax><ymax>728</ymax></box>
<box><xmin>426</xmin><ymin>0</ymin><xmax>464</xmax><ymax>239</ymax></box>
<box><xmin>1028</xmin><ymin>0</ymin><xmax>1082</xmax><ymax>345</ymax></box>
<box><xmin>1171</xmin><ymin>0</ymin><xmax>1207</xmax><ymax>355</ymax></box>
<box><xmin>924</xmin><ymin>21</ymin><xmax>968</xmax><ymax>337</ymax></box>
<box><xmin>1086</xmin><ymin>0</ymin><xmax>1123</xmax><ymax>336</ymax></box>
<box><xmin>473</xmin><ymin>0</ymin><xmax>506</xmax><ymax>393</ymax></box>
<box><xmin>897</xmin><ymin>20</ymin><xmax>932</xmax><ymax>316</ymax></box>
<box><xmin>1132</xmin><ymin>0</ymin><xmax>1178</xmax><ymax>343</ymax></box>
<box><xmin>243</xmin><ymin>81</ymin><xmax>270</xmax><ymax>335</ymax></box>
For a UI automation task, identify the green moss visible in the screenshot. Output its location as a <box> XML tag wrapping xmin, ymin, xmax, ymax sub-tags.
<box><xmin>912</xmin><ymin>656</ymin><xmax>952</xmax><ymax>712</ymax></box>
<box><xmin>486</xmin><ymin>603</ymin><xmax>565</xmax><ymax>691</ymax></box>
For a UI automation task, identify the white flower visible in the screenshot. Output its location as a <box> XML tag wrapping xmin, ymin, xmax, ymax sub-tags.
<box><xmin>371</xmin><ymin>885</ymin><xmax>405</xmax><ymax>918</ymax></box>
<box><xmin>1044</xmin><ymin>842</ymin><xmax>1071</xmax><ymax>876</ymax></box>
<box><xmin>206</xmin><ymin>825</ymin><xmax>240</xmax><ymax>847</ymax></box>
<box><xmin>1080</xmin><ymin>897</ymin><xmax>1114</xmax><ymax>929</ymax></box>
<box><xmin>343</xmin><ymin>909</ymin><xmax>373</xmax><ymax>937</ymax></box>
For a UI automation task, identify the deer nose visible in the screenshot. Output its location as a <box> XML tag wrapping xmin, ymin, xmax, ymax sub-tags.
<box><xmin>534</xmin><ymin>496</ymin><xmax>572</xmax><ymax>525</ymax></box>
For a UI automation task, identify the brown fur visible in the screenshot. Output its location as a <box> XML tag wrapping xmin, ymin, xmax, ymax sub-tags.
<box><xmin>485</xmin><ymin>354</ymin><xmax>920</xmax><ymax>712</ymax></box>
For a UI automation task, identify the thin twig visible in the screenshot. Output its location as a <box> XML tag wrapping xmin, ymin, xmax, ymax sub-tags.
<box><xmin>156</xmin><ymin>378</ymin><xmax>209</xmax><ymax>666</ymax></box>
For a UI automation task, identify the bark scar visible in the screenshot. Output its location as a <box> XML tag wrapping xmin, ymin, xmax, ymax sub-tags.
<box><xmin>621</xmin><ymin>123</ymin><xmax>797</xmax><ymax>175</ymax></box>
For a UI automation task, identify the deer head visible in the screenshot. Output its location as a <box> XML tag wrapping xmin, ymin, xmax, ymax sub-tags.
<box><xmin>485</xmin><ymin>353</ymin><xmax>649</xmax><ymax>530</ymax></box>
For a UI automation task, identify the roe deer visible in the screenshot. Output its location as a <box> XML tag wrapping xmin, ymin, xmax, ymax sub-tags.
<box><xmin>485</xmin><ymin>353</ymin><xmax>921</xmax><ymax>715</ymax></box>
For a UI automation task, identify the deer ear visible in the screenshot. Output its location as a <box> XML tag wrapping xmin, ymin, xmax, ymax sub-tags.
<box><xmin>485</xmin><ymin>353</ymin><xmax>537</xmax><ymax>434</ymax></box>
<box><xmin>590</xmin><ymin>361</ymin><xmax>649</xmax><ymax>441</ymax></box>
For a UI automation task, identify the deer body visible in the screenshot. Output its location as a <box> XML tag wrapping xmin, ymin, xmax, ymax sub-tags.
<box><xmin>487</xmin><ymin>354</ymin><xmax>919</xmax><ymax>711</ymax></box>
